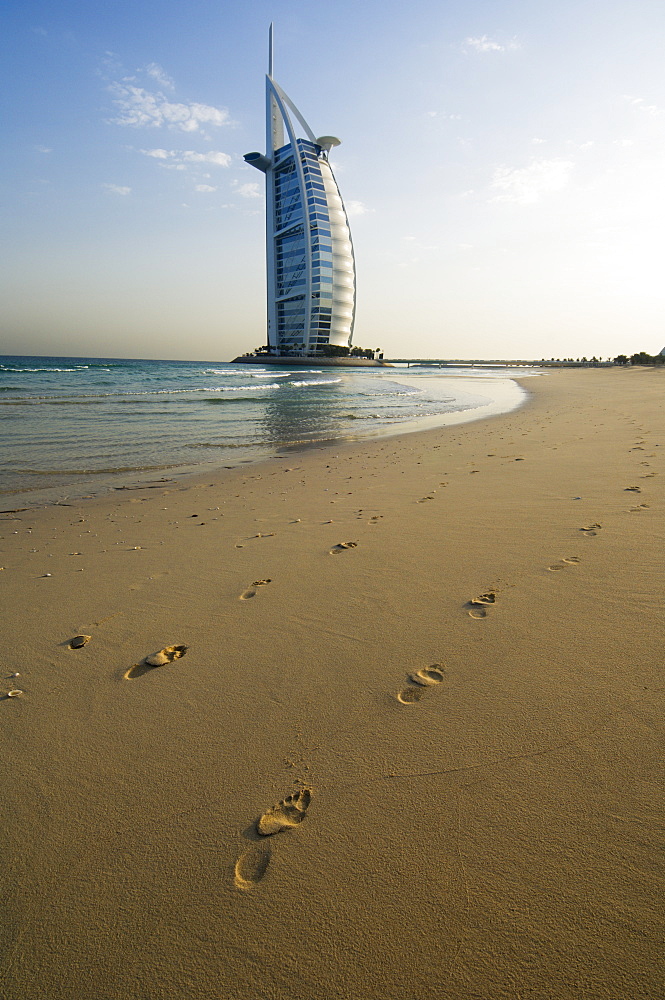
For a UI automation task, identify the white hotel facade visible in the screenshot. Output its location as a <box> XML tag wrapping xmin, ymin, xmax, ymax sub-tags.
<box><xmin>244</xmin><ymin>29</ymin><xmax>356</xmax><ymax>356</ymax></box>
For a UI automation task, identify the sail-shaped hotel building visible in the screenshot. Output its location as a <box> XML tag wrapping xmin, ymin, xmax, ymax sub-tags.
<box><xmin>244</xmin><ymin>28</ymin><xmax>356</xmax><ymax>357</ymax></box>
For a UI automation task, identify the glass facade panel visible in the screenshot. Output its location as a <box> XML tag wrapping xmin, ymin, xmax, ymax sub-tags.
<box><xmin>275</xmin><ymin>224</ymin><xmax>306</xmax><ymax>298</ymax></box>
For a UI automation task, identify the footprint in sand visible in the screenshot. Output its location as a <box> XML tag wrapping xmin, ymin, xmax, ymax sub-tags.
<box><xmin>629</xmin><ymin>503</ymin><xmax>650</xmax><ymax>512</ymax></box>
<box><xmin>397</xmin><ymin>664</ymin><xmax>445</xmax><ymax>704</ymax></box>
<box><xmin>234</xmin><ymin>846</ymin><xmax>271</xmax><ymax>888</ymax></box>
<box><xmin>240</xmin><ymin>579</ymin><xmax>272</xmax><ymax>600</ymax></box>
<box><xmin>69</xmin><ymin>634</ymin><xmax>91</xmax><ymax>649</ymax></box>
<box><xmin>329</xmin><ymin>541</ymin><xmax>358</xmax><ymax>554</ymax></box>
<box><xmin>124</xmin><ymin>644</ymin><xmax>188</xmax><ymax>679</ymax></box>
<box><xmin>467</xmin><ymin>591</ymin><xmax>497</xmax><ymax>619</ymax></box>
<box><xmin>624</xmin><ymin>486</ymin><xmax>641</xmax><ymax>493</ymax></box>
<box><xmin>580</xmin><ymin>523</ymin><xmax>602</xmax><ymax>537</ymax></box>
<box><xmin>256</xmin><ymin>788</ymin><xmax>312</xmax><ymax>835</ymax></box>
<box><xmin>548</xmin><ymin>556</ymin><xmax>581</xmax><ymax>571</ymax></box>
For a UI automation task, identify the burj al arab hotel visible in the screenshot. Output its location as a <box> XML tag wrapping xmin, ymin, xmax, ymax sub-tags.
<box><xmin>244</xmin><ymin>27</ymin><xmax>356</xmax><ymax>358</ymax></box>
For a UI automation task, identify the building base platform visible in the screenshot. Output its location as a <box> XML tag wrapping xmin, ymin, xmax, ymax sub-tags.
<box><xmin>230</xmin><ymin>354</ymin><xmax>391</xmax><ymax>367</ymax></box>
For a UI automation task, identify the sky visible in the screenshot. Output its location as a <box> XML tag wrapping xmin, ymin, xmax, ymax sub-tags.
<box><xmin>2</xmin><ymin>0</ymin><xmax>665</xmax><ymax>361</ymax></box>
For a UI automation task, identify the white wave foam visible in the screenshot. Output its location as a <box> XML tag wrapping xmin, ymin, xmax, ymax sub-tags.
<box><xmin>203</xmin><ymin>384</ymin><xmax>281</xmax><ymax>392</ymax></box>
<box><xmin>11</xmin><ymin>384</ymin><xmax>285</xmax><ymax>400</ymax></box>
<box><xmin>0</xmin><ymin>367</ymin><xmax>87</xmax><ymax>373</ymax></box>
<box><xmin>288</xmin><ymin>378</ymin><xmax>342</xmax><ymax>387</ymax></box>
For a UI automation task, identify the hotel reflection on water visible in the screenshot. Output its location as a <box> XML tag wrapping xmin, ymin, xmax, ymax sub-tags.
<box><xmin>244</xmin><ymin>27</ymin><xmax>356</xmax><ymax>358</ymax></box>
<box><xmin>260</xmin><ymin>378</ymin><xmax>347</xmax><ymax>447</ymax></box>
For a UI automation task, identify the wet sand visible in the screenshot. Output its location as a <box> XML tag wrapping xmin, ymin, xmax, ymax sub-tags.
<box><xmin>1</xmin><ymin>366</ymin><xmax>663</xmax><ymax>1000</ymax></box>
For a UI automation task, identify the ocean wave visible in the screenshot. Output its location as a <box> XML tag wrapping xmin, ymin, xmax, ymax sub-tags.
<box><xmin>340</xmin><ymin>413</ymin><xmax>381</xmax><ymax>419</ymax></box>
<box><xmin>356</xmin><ymin>389</ymin><xmax>422</xmax><ymax>399</ymax></box>
<box><xmin>15</xmin><ymin>463</ymin><xmax>181</xmax><ymax>476</ymax></box>
<box><xmin>0</xmin><ymin>367</ymin><xmax>90</xmax><ymax>373</ymax></box>
<box><xmin>203</xmin><ymin>396</ymin><xmax>265</xmax><ymax>404</ymax></box>
<box><xmin>203</xmin><ymin>384</ymin><xmax>281</xmax><ymax>392</ymax></box>
<box><xmin>288</xmin><ymin>378</ymin><xmax>342</xmax><ymax>387</ymax></box>
<box><xmin>203</xmin><ymin>369</ymin><xmax>250</xmax><ymax>375</ymax></box>
<box><xmin>0</xmin><ymin>363</ymin><xmax>118</xmax><ymax>371</ymax></box>
<box><xmin>205</xmin><ymin>368</ymin><xmax>323</xmax><ymax>379</ymax></box>
<box><xmin>244</xmin><ymin>368</ymin><xmax>325</xmax><ymax>376</ymax></box>
<box><xmin>188</xmin><ymin>441</ymin><xmax>257</xmax><ymax>448</ymax></box>
<box><xmin>0</xmin><ymin>384</ymin><xmax>285</xmax><ymax>403</ymax></box>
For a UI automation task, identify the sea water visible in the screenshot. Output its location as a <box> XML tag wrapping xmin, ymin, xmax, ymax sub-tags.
<box><xmin>0</xmin><ymin>356</ymin><xmax>534</xmax><ymax>506</ymax></box>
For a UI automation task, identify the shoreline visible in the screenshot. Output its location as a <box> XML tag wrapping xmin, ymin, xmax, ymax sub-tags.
<box><xmin>0</xmin><ymin>370</ymin><xmax>531</xmax><ymax>511</ymax></box>
<box><xmin>1</xmin><ymin>366</ymin><xmax>663</xmax><ymax>1000</ymax></box>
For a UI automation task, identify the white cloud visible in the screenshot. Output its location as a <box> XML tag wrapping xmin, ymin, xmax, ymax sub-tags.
<box><xmin>426</xmin><ymin>111</ymin><xmax>462</xmax><ymax>121</ymax></box>
<box><xmin>464</xmin><ymin>35</ymin><xmax>520</xmax><ymax>54</ymax></box>
<box><xmin>110</xmin><ymin>82</ymin><xmax>231</xmax><ymax>132</ymax></box>
<box><xmin>100</xmin><ymin>51</ymin><xmax>124</xmax><ymax>77</ymax></box>
<box><xmin>182</xmin><ymin>150</ymin><xmax>231</xmax><ymax>166</ymax></box>
<box><xmin>623</xmin><ymin>95</ymin><xmax>664</xmax><ymax>117</ymax></box>
<box><xmin>102</xmin><ymin>183</ymin><xmax>131</xmax><ymax>195</ymax></box>
<box><xmin>141</xmin><ymin>148</ymin><xmax>170</xmax><ymax>159</ymax></box>
<box><xmin>35</xmin><ymin>145</ymin><xmax>52</xmax><ymax>153</ymax></box>
<box><xmin>195</xmin><ymin>184</ymin><xmax>216</xmax><ymax>193</ymax></box>
<box><xmin>140</xmin><ymin>148</ymin><xmax>231</xmax><ymax>167</ymax></box>
<box><xmin>489</xmin><ymin>158</ymin><xmax>573</xmax><ymax>205</ymax></box>
<box><xmin>145</xmin><ymin>62</ymin><xmax>175</xmax><ymax>91</ymax></box>
<box><xmin>346</xmin><ymin>200</ymin><xmax>372</xmax><ymax>217</ymax></box>
<box><xmin>235</xmin><ymin>182</ymin><xmax>261</xmax><ymax>199</ymax></box>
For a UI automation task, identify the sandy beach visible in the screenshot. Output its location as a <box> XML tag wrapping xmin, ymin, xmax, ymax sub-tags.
<box><xmin>1</xmin><ymin>365</ymin><xmax>663</xmax><ymax>1000</ymax></box>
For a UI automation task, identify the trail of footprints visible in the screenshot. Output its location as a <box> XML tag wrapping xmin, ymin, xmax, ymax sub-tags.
<box><xmin>624</xmin><ymin>485</ymin><xmax>650</xmax><ymax>511</ymax></box>
<box><xmin>237</xmin><ymin>487</ymin><xmax>647</xmax><ymax>884</ymax></box>
<box><xmin>62</xmin><ymin>461</ymin><xmax>657</xmax><ymax>889</ymax></box>
<box><xmin>236</xmin><ymin>663</ymin><xmax>447</xmax><ymax>886</ymax></box>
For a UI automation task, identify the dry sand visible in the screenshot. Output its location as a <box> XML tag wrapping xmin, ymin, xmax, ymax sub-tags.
<box><xmin>1</xmin><ymin>366</ymin><xmax>663</xmax><ymax>1000</ymax></box>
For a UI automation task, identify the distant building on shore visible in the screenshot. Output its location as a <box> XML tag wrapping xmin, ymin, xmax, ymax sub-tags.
<box><xmin>244</xmin><ymin>26</ymin><xmax>356</xmax><ymax>358</ymax></box>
